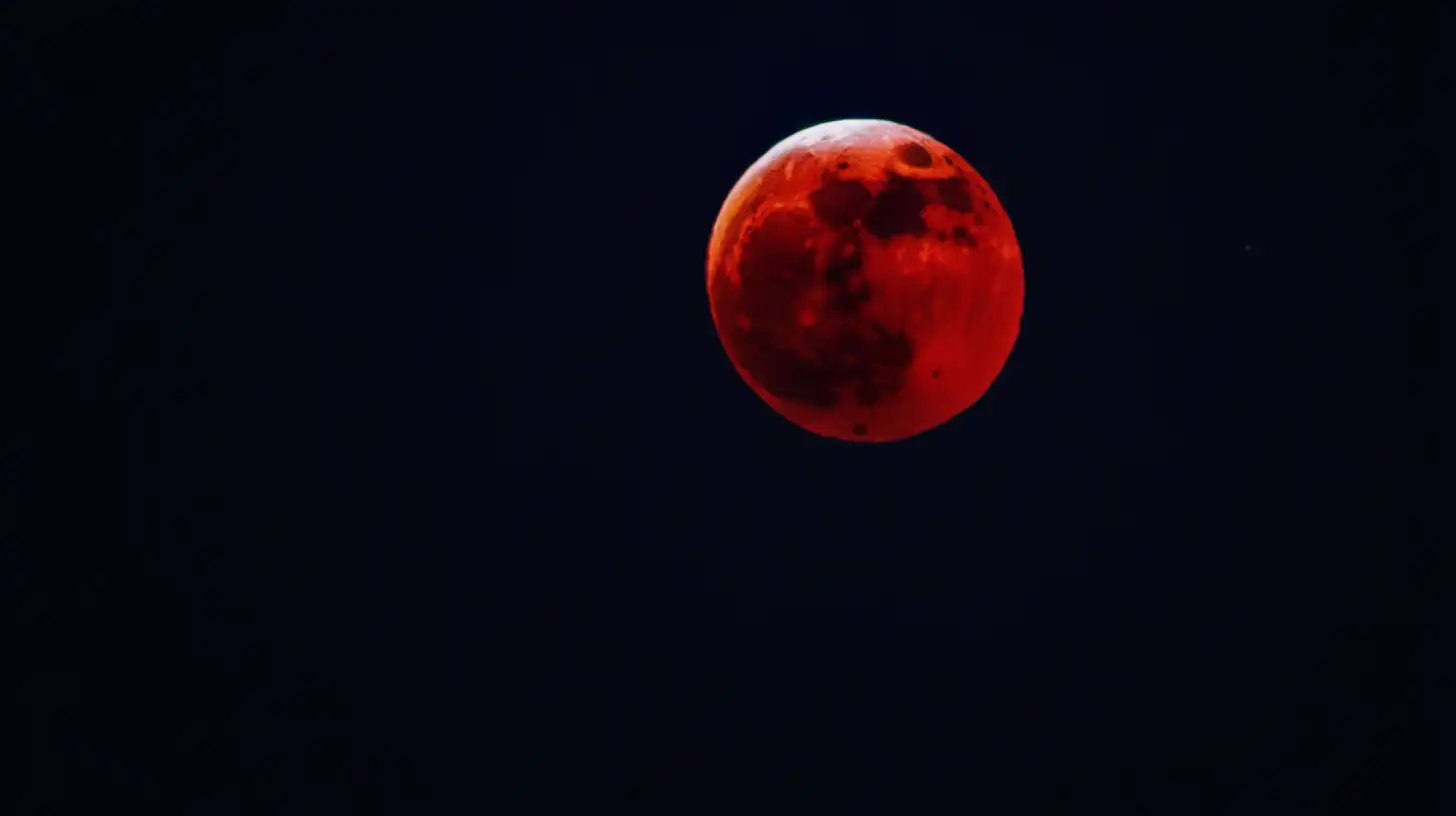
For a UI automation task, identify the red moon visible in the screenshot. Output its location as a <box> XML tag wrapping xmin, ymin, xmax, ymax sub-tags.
<box><xmin>706</xmin><ymin>119</ymin><xmax>1024</xmax><ymax>442</ymax></box>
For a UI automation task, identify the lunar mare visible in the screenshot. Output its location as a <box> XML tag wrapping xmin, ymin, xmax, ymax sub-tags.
<box><xmin>707</xmin><ymin>119</ymin><xmax>1024</xmax><ymax>442</ymax></box>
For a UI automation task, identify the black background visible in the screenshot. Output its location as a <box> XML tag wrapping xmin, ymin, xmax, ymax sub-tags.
<box><xmin>78</xmin><ymin>5</ymin><xmax>1422</xmax><ymax>811</ymax></box>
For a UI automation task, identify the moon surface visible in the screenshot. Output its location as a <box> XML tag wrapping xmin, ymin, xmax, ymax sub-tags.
<box><xmin>706</xmin><ymin>119</ymin><xmax>1024</xmax><ymax>442</ymax></box>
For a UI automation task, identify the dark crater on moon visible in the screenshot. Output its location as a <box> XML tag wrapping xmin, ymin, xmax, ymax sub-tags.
<box><xmin>896</xmin><ymin>142</ymin><xmax>934</xmax><ymax>168</ymax></box>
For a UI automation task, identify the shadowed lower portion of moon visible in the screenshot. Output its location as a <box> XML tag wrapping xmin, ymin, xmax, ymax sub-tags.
<box><xmin>707</xmin><ymin>119</ymin><xmax>1024</xmax><ymax>442</ymax></box>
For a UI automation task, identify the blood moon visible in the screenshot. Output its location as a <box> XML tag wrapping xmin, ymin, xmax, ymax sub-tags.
<box><xmin>706</xmin><ymin>119</ymin><xmax>1024</xmax><ymax>442</ymax></box>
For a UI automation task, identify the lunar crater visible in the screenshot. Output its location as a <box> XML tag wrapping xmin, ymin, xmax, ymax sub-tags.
<box><xmin>896</xmin><ymin>142</ymin><xmax>934</xmax><ymax>168</ymax></box>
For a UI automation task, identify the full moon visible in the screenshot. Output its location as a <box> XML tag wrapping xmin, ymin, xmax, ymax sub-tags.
<box><xmin>706</xmin><ymin>119</ymin><xmax>1024</xmax><ymax>442</ymax></box>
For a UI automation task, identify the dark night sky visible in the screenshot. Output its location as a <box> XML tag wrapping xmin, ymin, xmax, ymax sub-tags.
<box><xmin>89</xmin><ymin>5</ymin><xmax>1419</xmax><ymax>810</ymax></box>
